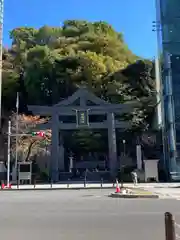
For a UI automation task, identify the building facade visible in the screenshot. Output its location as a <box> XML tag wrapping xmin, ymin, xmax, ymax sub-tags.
<box><xmin>156</xmin><ymin>0</ymin><xmax>180</xmax><ymax>179</ymax></box>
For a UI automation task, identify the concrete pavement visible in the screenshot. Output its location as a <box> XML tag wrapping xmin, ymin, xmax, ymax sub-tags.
<box><xmin>10</xmin><ymin>182</ymin><xmax>116</xmax><ymax>190</ymax></box>
<box><xmin>5</xmin><ymin>182</ymin><xmax>180</xmax><ymax>201</ymax></box>
<box><xmin>128</xmin><ymin>183</ymin><xmax>180</xmax><ymax>200</ymax></box>
<box><xmin>0</xmin><ymin>189</ymin><xmax>180</xmax><ymax>239</ymax></box>
<box><xmin>8</xmin><ymin>182</ymin><xmax>180</xmax><ymax>190</ymax></box>
<box><xmin>142</xmin><ymin>186</ymin><xmax>180</xmax><ymax>200</ymax></box>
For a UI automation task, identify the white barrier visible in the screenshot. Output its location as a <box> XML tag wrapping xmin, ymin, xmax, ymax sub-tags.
<box><xmin>10</xmin><ymin>183</ymin><xmax>115</xmax><ymax>190</ymax></box>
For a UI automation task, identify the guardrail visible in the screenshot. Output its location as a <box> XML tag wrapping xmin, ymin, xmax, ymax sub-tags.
<box><xmin>2</xmin><ymin>181</ymin><xmax>117</xmax><ymax>190</ymax></box>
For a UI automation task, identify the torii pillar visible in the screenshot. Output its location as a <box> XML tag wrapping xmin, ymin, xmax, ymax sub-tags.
<box><xmin>51</xmin><ymin>112</ymin><xmax>59</xmax><ymax>182</ymax></box>
<box><xmin>107</xmin><ymin>112</ymin><xmax>118</xmax><ymax>179</ymax></box>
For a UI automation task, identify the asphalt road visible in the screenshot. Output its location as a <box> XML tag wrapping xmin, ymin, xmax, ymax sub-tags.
<box><xmin>0</xmin><ymin>189</ymin><xmax>180</xmax><ymax>240</ymax></box>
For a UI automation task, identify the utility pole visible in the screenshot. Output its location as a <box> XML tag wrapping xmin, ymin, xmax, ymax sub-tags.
<box><xmin>0</xmin><ymin>0</ymin><xmax>4</xmax><ymax>128</ymax></box>
<box><xmin>15</xmin><ymin>92</ymin><xmax>19</xmax><ymax>178</ymax></box>
<box><xmin>7</xmin><ymin>120</ymin><xmax>11</xmax><ymax>187</ymax></box>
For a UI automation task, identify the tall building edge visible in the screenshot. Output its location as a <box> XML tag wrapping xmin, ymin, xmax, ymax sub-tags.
<box><xmin>155</xmin><ymin>0</ymin><xmax>180</xmax><ymax>180</ymax></box>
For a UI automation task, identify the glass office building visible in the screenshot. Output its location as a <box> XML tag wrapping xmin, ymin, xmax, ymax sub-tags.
<box><xmin>156</xmin><ymin>0</ymin><xmax>180</xmax><ymax>179</ymax></box>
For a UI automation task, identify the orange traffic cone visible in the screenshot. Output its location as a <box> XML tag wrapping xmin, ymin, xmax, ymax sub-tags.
<box><xmin>115</xmin><ymin>179</ymin><xmax>121</xmax><ymax>193</ymax></box>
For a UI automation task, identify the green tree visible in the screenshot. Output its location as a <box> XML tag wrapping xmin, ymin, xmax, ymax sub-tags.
<box><xmin>2</xmin><ymin>20</ymin><xmax>156</xmax><ymax>152</ymax></box>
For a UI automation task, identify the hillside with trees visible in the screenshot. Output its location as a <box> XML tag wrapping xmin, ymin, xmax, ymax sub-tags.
<box><xmin>1</xmin><ymin>20</ymin><xmax>157</xmax><ymax>161</ymax></box>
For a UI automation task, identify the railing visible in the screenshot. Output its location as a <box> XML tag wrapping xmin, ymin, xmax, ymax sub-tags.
<box><xmin>9</xmin><ymin>178</ymin><xmax>116</xmax><ymax>190</ymax></box>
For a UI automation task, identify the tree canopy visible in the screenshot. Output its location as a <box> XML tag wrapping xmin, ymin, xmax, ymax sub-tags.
<box><xmin>2</xmin><ymin>20</ymin><xmax>156</xmax><ymax>156</ymax></box>
<box><xmin>2</xmin><ymin>20</ymin><xmax>155</xmax><ymax>109</ymax></box>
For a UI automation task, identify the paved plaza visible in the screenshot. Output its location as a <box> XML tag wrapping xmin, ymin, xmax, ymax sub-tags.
<box><xmin>0</xmin><ymin>189</ymin><xmax>180</xmax><ymax>240</ymax></box>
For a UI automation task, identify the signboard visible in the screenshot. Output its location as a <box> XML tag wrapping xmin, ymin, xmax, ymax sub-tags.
<box><xmin>76</xmin><ymin>110</ymin><xmax>89</xmax><ymax>127</ymax></box>
<box><xmin>144</xmin><ymin>159</ymin><xmax>159</xmax><ymax>182</ymax></box>
<box><xmin>19</xmin><ymin>172</ymin><xmax>31</xmax><ymax>180</ymax></box>
<box><xmin>18</xmin><ymin>162</ymin><xmax>32</xmax><ymax>184</ymax></box>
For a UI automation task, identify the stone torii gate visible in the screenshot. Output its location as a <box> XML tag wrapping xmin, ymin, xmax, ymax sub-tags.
<box><xmin>28</xmin><ymin>86</ymin><xmax>140</xmax><ymax>182</ymax></box>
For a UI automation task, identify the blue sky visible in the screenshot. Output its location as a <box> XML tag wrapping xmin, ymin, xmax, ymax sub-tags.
<box><xmin>4</xmin><ymin>0</ymin><xmax>157</xmax><ymax>59</ymax></box>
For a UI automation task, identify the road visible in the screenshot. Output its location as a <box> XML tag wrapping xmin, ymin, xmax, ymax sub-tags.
<box><xmin>0</xmin><ymin>189</ymin><xmax>180</xmax><ymax>240</ymax></box>
<box><xmin>153</xmin><ymin>187</ymin><xmax>180</xmax><ymax>200</ymax></box>
<box><xmin>140</xmin><ymin>183</ymin><xmax>180</xmax><ymax>200</ymax></box>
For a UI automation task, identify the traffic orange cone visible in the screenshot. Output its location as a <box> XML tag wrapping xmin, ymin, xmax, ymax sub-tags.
<box><xmin>115</xmin><ymin>179</ymin><xmax>121</xmax><ymax>193</ymax></box>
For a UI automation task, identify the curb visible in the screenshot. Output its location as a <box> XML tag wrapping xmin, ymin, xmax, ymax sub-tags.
<box><xmin>109</xmin><ymin>193</ymin><xmax>159</xmax><ymax>199</ymax></box>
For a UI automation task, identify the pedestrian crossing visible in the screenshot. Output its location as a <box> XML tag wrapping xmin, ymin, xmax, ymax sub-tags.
<box><xmin>143</xmin><ymin>187</ymin><xmax>180</xmax><ymax>200</ymax></box>
<box><xmin>160</xmin><ymin>195</ymin><xmax>180</xmax><ymax>200</ymax></box>
<box><xmin>158</xmin><ymin>194</ymin><xmax>180</xmax><ymax>200</ymax></box>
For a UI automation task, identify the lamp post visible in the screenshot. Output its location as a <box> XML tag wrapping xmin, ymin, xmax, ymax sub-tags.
<box><xmin>7</xmin><ymin>120</ymin><xmax>11</xmax><ymax>187</ymax></box>
<box><xmin>15</xmin><ymin>92</ymin><xmax>19</xmax><ymax>182</ymax></box>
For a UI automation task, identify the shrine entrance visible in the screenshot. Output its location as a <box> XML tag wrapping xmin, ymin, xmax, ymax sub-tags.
<box><xmin>62</xmin><ymin>128</ymin><xmax>109</xmax><ymax>177</ymax></box>
<box><xmin>28</xmin><ymin>86</ymin><xmax>139</xmax><ymax>182</ymax></box>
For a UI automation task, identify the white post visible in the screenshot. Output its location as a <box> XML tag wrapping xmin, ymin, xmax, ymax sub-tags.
<box><xmin>7</xmin><ymin>120</ymin><xmax>11</xmax><ymax>186</ymax></box>
<box><xmin>14</xmin><ymin>92</ymin><xmax>19</xmax><ymax>183</ymax></box>
<box><xmin>69</xmin><ymin>156</ymin><xmax>73</xmax><ymax>172</ymax></box>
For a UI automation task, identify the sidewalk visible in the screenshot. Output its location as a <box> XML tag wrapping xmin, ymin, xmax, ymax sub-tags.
<box><xmin>2</xmin><ymin>182</ymin><xmax>180</xmax><ymax>191</ymax></box>
<box><xmin>10</xmin><ymin>183</ymin><xmax>116</xmax><ymax>190</ymax></box>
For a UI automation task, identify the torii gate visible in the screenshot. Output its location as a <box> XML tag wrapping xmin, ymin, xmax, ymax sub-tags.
<box><xmin>28</xmin><ymin>86</ymin><xmax>140</xmax><ymax>182</ymax></box>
